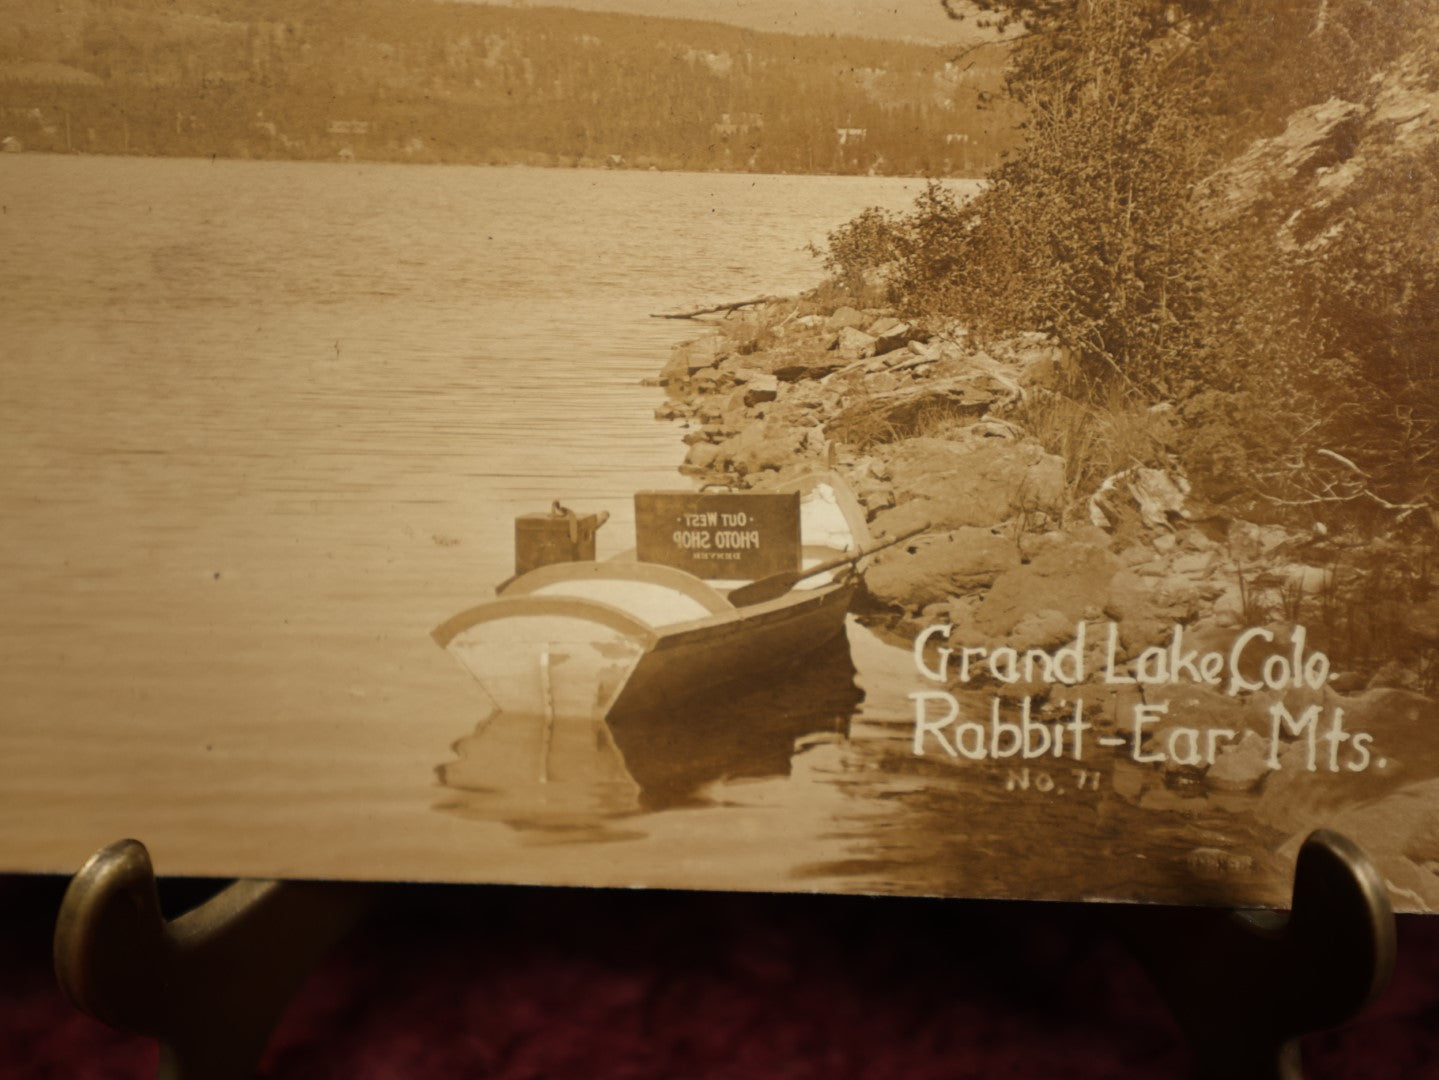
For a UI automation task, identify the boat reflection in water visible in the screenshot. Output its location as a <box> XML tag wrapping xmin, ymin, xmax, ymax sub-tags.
<box><xmin>434</xmin><ymin>634</ymin><xmax>861</xmax><ymax>839</ymax></box>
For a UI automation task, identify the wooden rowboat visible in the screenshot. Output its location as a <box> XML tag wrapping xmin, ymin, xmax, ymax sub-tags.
<box><xmin>432</xmin><ymin>473</ymin><xmax>873</xmax><ymax>725</ymax></box>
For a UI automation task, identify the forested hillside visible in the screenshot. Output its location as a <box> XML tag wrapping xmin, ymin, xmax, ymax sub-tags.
<box><xmin>0</xmin><ymin>0</ymin><xmax>1019</xmax><ymax>174</ymax></box>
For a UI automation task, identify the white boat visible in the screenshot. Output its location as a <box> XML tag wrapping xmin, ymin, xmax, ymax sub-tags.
<box><xmin>432</xmin><ymin>473</ymin><xmax>873</xmax><ymax>724</ymax></box>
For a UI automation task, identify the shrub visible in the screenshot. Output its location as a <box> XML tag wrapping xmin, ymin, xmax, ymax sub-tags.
<box><xmin>819</xmin><ymin>206</ymin><xmax>907</xmax><ymax>299</ymax></box>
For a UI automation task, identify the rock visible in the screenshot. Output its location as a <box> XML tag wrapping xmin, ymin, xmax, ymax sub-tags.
<box><xmin>872</xmin><ymin>434</ymin><xmax>1067</xmax><ymax>535</ymax></box>
<box><xmin>1367</xmin><ymin>660</ymin><xmax>1420</xmax><ymax>691</ymax></box>
<box><xmin>1089</xmin><ymin>467</ymin><xmax>1191</xmax><ymax>531</ymax></box>
<box><xmin>773</xmin><ymin>355</ymin><xmax>850</xmax><ymax>382</ymax></box>
<box><xmin>1014</xmin><ymin>344</ymin><xmax>1072</xmax><ymax>389</ymax></box>
<box><xmin>661</xmin><ymin>335</ymin><xmax>728</xmax><ymax>382</ymax></box>
<box><xmin>1206</xmin><ymin>730</ymin><xmax>1272</xmax><ymax>792</ymax></box>
<box><xmin>1006</xmin><ymin>608</ymin><xmax>1083</xmax><ymax>654</ymax></box>
<box><xmin>834</xmin><ymin>326</ymin><xmax>878</xmax><ymax>358</ymax></box>
<box><xmin>825</xmin><ymin>374</ymin><xmax>1019</xmax><ymax>446</ymax></box>
<box><xmin>723</xmin><ymin>417</ymin><xmax>812</xmax><ymax>475</ymax></box>
<box><xmin>1226</xmin><ymin>521</ymin><xmax>1297</xmax><ymax>561</ymax></box>
<box><xmin>970</xmin><ymin>534</ymin><xmax>1120</xmax><ymax>639</ymax></box>
<box><xmin>862</xmin><ymin>528</ymin><xmax>1021</xmax><ymax>610</ymax></box>
<box><xmin>825</xmin><ymin>305</ymin><xmax>868</xmax><ymax>331</ymax></box>
<box><xmin>1207</xmin><ymin>98</ymin><xmax>1366</xmax><ymax>221</ymax></box>
<box><xmin>685</xmin><ymin>441</ymin><xmax>723</xmax><ymax>470</ymax></box>
<box><xmin>742</xmin><ymin>374</ymin><xmax>780</xmax><ymax>407</ymax></box>
<box><xmin>1329</xmin><ymin>670</ymin><xmax>1367</xmax><ymax>693</ymax></box>
<box><xmin>972</xmin><ymin>417</ymin><xmax>1022</xmax><ymax>440</ymax></box>
<box><xmin>1209</xmin><ymin>16</ymin><xmax>1439</xmax><ymax>255</ymax></box>
<box><xmin>871</xmin><ymin>321</ymin><xmax>914</xmax><ymax>357</ymax></box>
<box><xmin>1105</xmin><ymin>567</ymin><xmax>1204</xmax><ymax>650</ymax></box>
<box><xmin>719</xmin><ymin>387</ymin><xmax>750</xmax><ymax>426</ymax></box>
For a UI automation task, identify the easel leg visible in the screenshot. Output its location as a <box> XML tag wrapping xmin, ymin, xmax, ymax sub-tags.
<box><xmin>1122</xmin><ymin>829</ymin><xmax>1396</xmax><ymax>1079</ymax></box>
<box><xmin>52</xmin><ymin>830</ymin><xmax>1397</xmax><ymax>1078</ymax></box>
<box><xmin>53</xmin><ymin>839</ymin><xmax>376</xmax><ymax>1080</ymax></box>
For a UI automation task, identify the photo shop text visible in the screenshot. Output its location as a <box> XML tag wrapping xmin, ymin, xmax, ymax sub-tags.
<box><xmin>672</xmin><ymin>516</ymin><xmax>762</xmax><ymax>552</ymax></box>
<box><xmin>912</xmin><ymin>620</ymin><xmax>1332</xmax><ymax>695</ymax></box>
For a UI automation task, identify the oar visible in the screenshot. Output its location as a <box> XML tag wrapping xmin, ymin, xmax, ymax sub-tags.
<box><xmin>729</xmin><ymin>521</ymin><xmax>930</xmax><ymax>607</ymax></box>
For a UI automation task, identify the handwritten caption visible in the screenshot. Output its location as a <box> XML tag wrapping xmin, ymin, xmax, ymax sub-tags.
<box><xmin>909</xmin><ymin>621</ymin><xmax>1384</xmax><ymax>775</ymax></box>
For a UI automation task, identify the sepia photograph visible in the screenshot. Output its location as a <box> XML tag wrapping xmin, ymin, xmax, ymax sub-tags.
<box><xmin>2</xmin><ymin>0</ymin><xmax>1437</xmax><ymax>914</ymax></box>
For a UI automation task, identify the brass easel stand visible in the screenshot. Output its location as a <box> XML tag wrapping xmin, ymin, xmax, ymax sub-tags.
<box><xmin>53</xmin><ymin>830</ymin><xmax>1394</xmax><ymax>1078</ymax></box>
<box><xmin>1122</xmin><ymin>829</ymin><xmax>1396</xmax><ymax>1080</ymax></box>
<box><xmin>53</xmin><ymin>840</ymin><xmax>375</xmax><ymax>1080</ymax></box>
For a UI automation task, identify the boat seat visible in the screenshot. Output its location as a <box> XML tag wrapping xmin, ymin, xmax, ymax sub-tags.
<box><xmin>499</xmin><ymin>561</ymin><xmax>735</xmax><ymax>627</ymax></box>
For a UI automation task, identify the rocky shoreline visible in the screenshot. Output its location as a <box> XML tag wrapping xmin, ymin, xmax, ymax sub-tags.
<box><xmin>652</xmin><ymin>293</ymin><xmax>1439</xmax><ymax>910</ymax></box>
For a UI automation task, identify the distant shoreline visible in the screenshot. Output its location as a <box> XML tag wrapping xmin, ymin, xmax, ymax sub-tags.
<box><xmin>0</xmin><ymin>148</ymin><xmax>979</xmax><ymax>184</ymax></box>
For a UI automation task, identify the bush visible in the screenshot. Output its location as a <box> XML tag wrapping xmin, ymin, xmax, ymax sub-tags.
<box><xmin>819</xmin><ymin>206</ymin><xmax>907</xmax><ymax>301</ymax></box>
<box><xmin>1187</xmin><ymin>139</ymin><xmax>1439</xmax><ymax>521</ymax></box>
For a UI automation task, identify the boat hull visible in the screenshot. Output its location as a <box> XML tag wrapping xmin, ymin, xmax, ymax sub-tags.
<box><xmin>434</xmin><ymin>576</ymin><xmax>855</xmax><ymax>723</ymax></box>
<box><xmin>611</xmin><ymin>580</ymin><xmax>857</xmax><ymax>722</ymax></box>
<box><xmin>433</xmin><ymin>595</ymin><xmax>653</xmax><ymax>720</ymax></box>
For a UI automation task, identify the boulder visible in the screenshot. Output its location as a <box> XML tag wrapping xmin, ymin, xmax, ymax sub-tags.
<box><xmin>1006</xmin><ymin>608</ymin><xmax>1084</xmax><ymax>654</ymax></box>
<box><xmin>742</xmin><ymin>374</ymin><xmax>780</xmax><ymax>407</ymax></box>
<box><xmin>871</xmin><ymin>321</ymin><xmax>914</xmax><ymax>356</ymax></box>
<box><xmin>773</xmin><ymin>355</ymin><xmax>851</xmax><ymax>382</ymax></box>
<box><xmin>1089</xmin><ymin>467</ymin><xmax>1191</xmax><ymax>531</ymax></box>
<box><xmin>1013</xmin><ymin>343</ymin><xmax>1073</xmax><ymax>389</ymax></box>
<box><xmin>722</xmin><ymin>417</ymin><xmax>812</xmax><ymax>476</ymax></box>
<box><xmin>1206</xmin><ymin>730</ymin><xmax>1272</xmax><ymax>793</ymax></box>
<box><xmin>862</xmin><ymin>528</ymin><xmax>1021</xmax><ymax>610</ymax></box>
<box><xmin>872</xmin><ymin>434</ymin><xmax>1067</xmax><ymax>535</ymax></box>
<box><xmin>825</xmin><ymin>305</ymin><xmax>868</xmax><ymax>331</ymax></box>
<box><xmin>833</xmin><ymin>326</ymin><xmax>878</xmax><ymax>358</ymax></box>
<box><xmin>1206</xmin><ymin>98</ymin><xmax>1366</xmax><ymax>222</ymax></box>
<box><xmin>825</xmin><ymin>374</ymin><xmax>1020</xmax><ymax>446</ymax></box>
<box><xmin>685</xmin><ymin>441</ymin><xmax>723</xmax><ymax>471</ymax></box>
<box><xmin>1105</xmin><ymin>567</ymin><xmax>1205</xmax><ymax>651</ymax></box>
<box><xmin>661</xmin><ymin>335</ymin><xmax>728</xmax><ymax>382</ymax></box>
<box><xmin>971</xmin><ymin>535</ymin><xmax>1119</xmax><ymax>639</ymax></box>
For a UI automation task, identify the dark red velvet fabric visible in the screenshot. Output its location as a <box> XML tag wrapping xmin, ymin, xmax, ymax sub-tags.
<box><xmin>5</xmin><ymin>875</ymin><xmax>1439</xmax><ymax>1078</ymax></box>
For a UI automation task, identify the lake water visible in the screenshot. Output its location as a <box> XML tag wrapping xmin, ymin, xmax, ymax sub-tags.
<box><xmin>0</xmin><ymin>155</ymin><xmax>1284</xmax><ymax>904</ymax></box>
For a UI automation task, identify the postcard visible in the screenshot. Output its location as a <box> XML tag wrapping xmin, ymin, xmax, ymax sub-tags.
<box><xmin>1</xmin><ymin>0</ymin><xmax>1435</xmax><ymax>912</ymax></box>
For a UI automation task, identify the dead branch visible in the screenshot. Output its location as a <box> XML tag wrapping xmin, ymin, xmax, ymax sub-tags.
<box><xmin>1258</xmin><ymin>486</ymin><xmax>1431</xmax><ymax>522</ymax></box>
<box><xmin>650</xmin><ymin>295</ymin><xmax>779</xmax><ymax>320</ymax></box>
<box><xmin>1315</xmin><ymin>448</ymin><xmax>1366</xmax><ymax>476</ymax></box>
